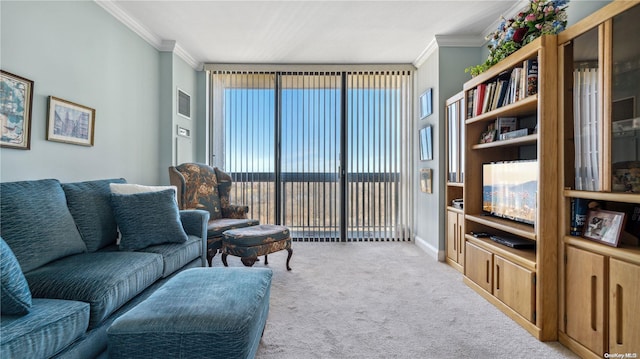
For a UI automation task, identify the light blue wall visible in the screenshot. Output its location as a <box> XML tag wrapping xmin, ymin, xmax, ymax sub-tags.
<box><xmin>0</xmin><ymin>1</ymin><xmax>199</xmax><ymax>185</ymax></box>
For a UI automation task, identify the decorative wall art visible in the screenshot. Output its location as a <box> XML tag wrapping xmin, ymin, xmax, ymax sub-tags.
<box><xmin>419</xmin><ymin>125</ymin><xmax>433</xmax><ymax>161</ymax></box>
<box><xmin>1</xmin><ymin>70</ymin><xmax>34</xmax><ymax>149</ymax></box>
<box><xmin>419</xmin><ymin>88</ymin><xmax>433</xmax><ymax>119</ymax></box>
<box><xmin>420</xmin><ymin>168</ymin><xmax>432</xmax><ymax>193</ymax></box>
<box><xmin>583</xmin><ymin>209</ymin><xmax>626</xmax><ymax>247</ymax></box>
<box><xmin>47</xmin><ymin>96</ymin><xmax>95</xmax><ymax>146</ymax></box>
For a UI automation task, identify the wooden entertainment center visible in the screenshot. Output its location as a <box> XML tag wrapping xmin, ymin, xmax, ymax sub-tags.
<box><xmin>444</xmin><ymin>2</ymin><xmax>640</xmax><ymax>356</ymax></box>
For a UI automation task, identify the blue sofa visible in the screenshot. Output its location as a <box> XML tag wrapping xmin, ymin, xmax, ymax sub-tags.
<box><xmin>0</xmin><ymin>178</ymin><xmax>210</xmax><ymax>359</ymax></box>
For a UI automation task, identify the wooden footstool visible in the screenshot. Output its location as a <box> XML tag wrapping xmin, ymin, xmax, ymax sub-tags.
<box><xmin>222</xmin><ymin>224</ymin><xmax>292</xmax><ymax>270</ymax></box>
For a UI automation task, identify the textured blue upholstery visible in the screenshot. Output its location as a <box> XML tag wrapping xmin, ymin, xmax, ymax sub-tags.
<box><xmin>62</xmin><ymin>178</ymin><xmax>126</xmax><ymax>252</ymax></box>
<box><xmin>1</xmin><ymin>298</ymin><xmax>89</xmax><ymax>359</ymax></box>
<box><xmin>111</xmin><ymin>189</ymin><xmax>188</xmax><ymax>251</ymax></box>
<box><xmin>179</xmin><ymin>210</ymin><xmax>210</xmax><ymax>266</ymax></box>
<box><xmin>24</xmin><ymin>252</ymin><xmax>163</xmax><ymax>329</ymax></box>
<box><xmin>0</xmin><ymin>237</ymin><xmax>32</xmax><ymax>315</ymax></box>
<box><xmin>0</xmin><ymin>179</ymin><xmax>87</xmax><ymax>273</ymax></box>
<box><xmin>108</xmin><ymin>267</ymin><xmax>273</xmax><ymax>359</ymax></box>
<box><xmin>139</xmin><ymin>235</ymin><xmax>202</xmax><ymax>277</ymax></box>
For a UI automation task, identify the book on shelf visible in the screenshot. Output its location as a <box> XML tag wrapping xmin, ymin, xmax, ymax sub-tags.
<box><xmin>570</xmin><ymin>198</ymin><xmax>590</xmax><ymax>236</ymax></box>
<box><xmin>524</xmin><ymin>59</ymin><xmax>538</xmax><ymax>97</ymax></box>
<box><xmin>475</xmin><ymin>83</ymin><xmax>487</xmax><ymax>116</ymax></box>
<box><xmin>466</xmin><ymin>89</ymin><xmax>475</xmax><ymax>119</ymax></box>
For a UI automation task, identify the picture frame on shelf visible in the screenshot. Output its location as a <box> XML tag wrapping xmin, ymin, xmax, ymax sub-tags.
<box><xmin>47</xmin><ymin>96</ymin><xmax>95</xmax><ymax>147</ymax></box>
<box><xmin>583</xmin><ymin>209</ymin><xmax>626</xmax><ymax>247</ymax></box>
<box><xmin>420</xmin><ymin>168</ymin><xmax>432</xmax><ymax>193</ymax></box>
<box><xmin>419</xmin><ymin>88</ymin><xmax>432</xmax><ymax>119</ymax></box>
<box><xmin>479</xmin><ymin>129</ymin><xmax>496</xmax><ymax>144</ymax></box>
<box><xmin>419</xmin><ymin>125</ymin><xmax>433</xmax><ymax>161</ymax></box>
<box><xmin>1</xmin><ymin>70</ymin><xmax>34</xmax><ymax>150</ymax></box>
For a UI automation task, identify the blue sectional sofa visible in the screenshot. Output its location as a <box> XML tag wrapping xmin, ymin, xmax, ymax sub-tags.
<box><xmin>0</xmin><ymin>178</ymin><xmax>210</xmax><ymax>359</ymax></box>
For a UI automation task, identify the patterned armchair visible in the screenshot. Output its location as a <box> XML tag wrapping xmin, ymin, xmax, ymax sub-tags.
<box><xmin>169</xmin><ymin>163</ymin><xmax>259</xmax><ymax>266</ymax></box>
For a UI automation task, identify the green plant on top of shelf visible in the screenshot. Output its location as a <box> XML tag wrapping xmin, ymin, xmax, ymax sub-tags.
<box><xmin>466</xmin><ymin>0</ymin><xmax>569</xmax><ymax>77</ymax></box>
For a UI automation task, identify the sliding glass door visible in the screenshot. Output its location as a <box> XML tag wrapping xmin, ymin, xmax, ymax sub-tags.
<box><xmin>209</xmin><ymin>68</ymin><xmax>412</xmax><ymax>242</ymax></box>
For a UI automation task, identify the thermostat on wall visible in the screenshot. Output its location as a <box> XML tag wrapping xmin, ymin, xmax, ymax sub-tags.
<box><xmin>177</xmin><ymin>126</ymin><xmax>191</xmax><ymax>138</ymax></box>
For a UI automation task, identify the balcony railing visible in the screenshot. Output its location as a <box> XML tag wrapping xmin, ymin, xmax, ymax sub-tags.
<box><xmin>228</xmin><ymin>172</ymin><xmax>409</xmax><ymax>241</ymax></box>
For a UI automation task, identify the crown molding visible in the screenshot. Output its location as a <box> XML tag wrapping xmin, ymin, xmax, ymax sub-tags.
<box><xmin>412</xmin><ymin>38</ymin><xmax>438</xmax><ymax>68</ymax></box>
<box><xmin>95</xmin><ymin>0</ymin><xmax>202</xmax><ymax>70</ymax></box>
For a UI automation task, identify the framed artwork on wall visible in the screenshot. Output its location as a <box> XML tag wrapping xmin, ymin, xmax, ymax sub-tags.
<box><xmin>419</xmin><ymin>125</ymin><xmax>433</xmax><ymax>161</ymax></box>
<box><xmin>47</xmin><ymin>96</ymin><xmax>95</xmax><ymax>146</ymax></box>
<box><xmin>419</xmin><ymin>88</ymin><xmax>433</xmax><ymax>119</ymax></box>
<box><xmin>420</xmin><ymin>168</ymin><xmax>432</xmax><ymax>193</ymax></box>
<box><xmin>1</xmin><ymin>70</ymin><xmax>34</xmax><ymax>150</ymax></box>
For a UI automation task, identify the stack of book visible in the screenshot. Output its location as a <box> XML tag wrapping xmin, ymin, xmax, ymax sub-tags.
<box><xmin>466</xmin><ymin>59</ymin><xmax>538</xmax><ymax>118</ymax></box>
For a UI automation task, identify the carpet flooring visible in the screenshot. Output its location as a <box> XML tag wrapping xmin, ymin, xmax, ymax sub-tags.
<box><xmin>211</xmin><ymin>242</ymin><xmax>578</xmax><ymax>359</ymax></box>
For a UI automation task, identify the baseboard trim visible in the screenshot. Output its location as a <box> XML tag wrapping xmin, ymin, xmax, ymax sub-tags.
<box><xmin>414</xmin><ymin>235</ymin><xmax>445</xmax><ymax>262</ymax></box>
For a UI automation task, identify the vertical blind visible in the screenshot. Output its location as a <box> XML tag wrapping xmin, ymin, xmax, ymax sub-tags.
<box><xmin>209</xmin><ymin>68</ymin><xmax>412</xmax><ymax>241</ymax></box>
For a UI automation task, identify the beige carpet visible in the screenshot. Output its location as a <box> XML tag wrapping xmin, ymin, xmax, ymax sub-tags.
<box><xmin>211</xmin><ymin>242</ymin><xmax>577</xmax><ymax>359</ymax></box>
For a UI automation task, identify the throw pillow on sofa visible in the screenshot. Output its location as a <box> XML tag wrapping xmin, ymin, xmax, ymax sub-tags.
<box><xmin>111</xmin><ymin>188</ymin><xmax>188</xmax><ymax>251</ymax></box>
<box><xmin>0</xmin><ymin>237</ymin><xmax>32</xmax><ymax>315</ymax></box>
<box><xmin>0</xmin><ymin>179</ymin><xmax>87</xmax><ymax>273</ymax></box>
<box><xmin>62</xmin><ymin>178</ymin><xmax>127</xmax><ymax>251</ymax></box>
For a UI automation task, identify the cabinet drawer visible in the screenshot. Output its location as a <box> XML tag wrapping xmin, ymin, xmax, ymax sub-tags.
<box><xmin>465</xmin><ymin>242</ymin><xmax>493</xmax><ymax>293</ymax></box>
<box><xmin>494</xmin><ymin>255</ymin><xmax>535</xmax><ymax>322</ymax></box>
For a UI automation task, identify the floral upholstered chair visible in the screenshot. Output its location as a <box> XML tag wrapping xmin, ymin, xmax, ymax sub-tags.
<box><xmin>169</xmin><ymin>163</ymin><xmax>259</xmax><ymax>266</ymax></box>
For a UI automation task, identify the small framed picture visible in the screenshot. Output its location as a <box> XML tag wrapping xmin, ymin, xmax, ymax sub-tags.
<box><xmin>47</xmin><ymin>96</ymin><xmax>95</xmax><ymax>146</ymax></box>
<box><xmin>1</xmin><ymin>70</ymin><xmax>34</xmax><ymax>150</ymax></box>
<box><xmin>419</xmin><ymin>88</ymin><xmax>433</xmax><ymax>119</ymax></box>
<box><xmin>583</xmin><ymin>209</ymin><xmax>626</xmax><ymax>247</ymax></box>
<box><xmin>420</xmin><ymin>168</ymin><xmax>432</xmax><ymax>194</ymax></box>
<box><xmin>480</xmin><ymin>129</ymin><xmax>497</xmax><ymax>144</ymax></box>
<box><xmin>419</xmin><ymin>125</ymin><xmax>433</xmax><ymax>161</ymax></box>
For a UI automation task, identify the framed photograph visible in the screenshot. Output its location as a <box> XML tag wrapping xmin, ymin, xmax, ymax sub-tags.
<box><xmin>419</xmin><ymin>88</ymin><xmax>433</xmax><ymax>119</ymax></box>
<box><xmin>480</xmin><ymin>129</ymin><xmax>497</xmax><ymax>144</ymax></box>
<box><xmin>47</xmin><ymin>96</ymin><xmax>95</xmax><ymax>146</ymax></box>
<box><xmin>1</xmin><ymin>70</ymin><xmax>34</xmax><ymax>149</ymax></box>
<box><xmin>420</xmin><ymin>168</ymin><xmax>432</xmax><ymax>193</ymax></box>
<box><xmin>583</xmin><ymin>209</ymin><xmax>626</xmax><ymax>247</ymax></box>
<box><xmin>419</xmin><ymin>125</ymin><xmax>433</xmax><ymax>161</ymax></box>
<box><xmin>177</xmin><ymin>88</ymin><xmax>191</xmax><ymax>119</ymax></box>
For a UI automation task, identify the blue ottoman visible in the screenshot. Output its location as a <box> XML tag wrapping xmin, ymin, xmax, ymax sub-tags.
<box><xmin>107</xmin><ymin>267</ymin><xmax>272</xmax><ymax>359</ymax></box>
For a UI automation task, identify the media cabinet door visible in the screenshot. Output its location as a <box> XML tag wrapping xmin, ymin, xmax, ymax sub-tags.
<box><xmin>609</xmin><ymin>258</ymin><xmax>640</xmax><ymax>354</ymax></box>
<box><xmin>493</xmin><ymin>255</ymin><xmax>535</xmax><ymax>322</ymax></box>
<box><xmin>465</xmin><ymin>242</ymin><xmax>493</xmax><ymax>293</ymax></box>
<box><xmin>565</xmin><ymin>246</ymin><xmax>605</xmax><ymax>356</ymax></box>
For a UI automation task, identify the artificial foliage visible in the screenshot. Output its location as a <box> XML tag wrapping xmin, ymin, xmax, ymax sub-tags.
<box><xmin>466</xmin><ymin>0</ymin><xmax>569</xmax><ymax>76</ymax></box>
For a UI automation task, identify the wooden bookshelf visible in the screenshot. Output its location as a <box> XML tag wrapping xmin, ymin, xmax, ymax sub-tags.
<box><xmin>462</xmin><ymin>35</ymin><xmax>558</xmax><ymax>341</ymax></box>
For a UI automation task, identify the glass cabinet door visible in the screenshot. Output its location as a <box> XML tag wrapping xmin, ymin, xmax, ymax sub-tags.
<box><xmin>611</xmin><ymin>4</ymin><xmax>640</xmax><ymax>193</ymax></box>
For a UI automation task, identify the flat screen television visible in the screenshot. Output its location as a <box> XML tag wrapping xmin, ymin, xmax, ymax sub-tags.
<box><xmin>483</xmin><ymin>160</ymin><xmax>538</xmax><ymax>225</ymax></box>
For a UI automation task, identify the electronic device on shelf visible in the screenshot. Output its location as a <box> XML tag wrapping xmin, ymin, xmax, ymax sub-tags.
<box><xmin>482</xmin><ymin>160</ymin><xmax>538</xmax><ymax>225</ymax></box>
<box><xmin>489</xmin><ymin>235</ymin><xmax>535</xmax><ymax>249</ymax></box>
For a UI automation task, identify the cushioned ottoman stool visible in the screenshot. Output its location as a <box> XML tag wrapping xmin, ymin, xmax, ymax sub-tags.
<box><xmin>107</xmin><ymin>267</ymin><xmax>272</xmax><ymax>359</ymax></box>
<box><xmin>222</xmin><ymin>224</ymin><xmax>293</xmax><ymax>271</ymax></box>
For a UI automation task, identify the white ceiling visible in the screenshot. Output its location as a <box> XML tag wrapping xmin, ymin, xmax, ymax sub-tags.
<box><xmin>99</xmin><ymin>1</ymin><xmax>525</xmax><ymax>69</ymax></box>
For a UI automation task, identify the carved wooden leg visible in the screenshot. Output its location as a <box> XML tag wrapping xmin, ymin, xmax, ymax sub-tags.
<box><xmin>264</xmin><ymin>254</ymin><xmax>269</xmax><ymax>265</ymax></box>
<box><xmin>207</xmin><ymin>250</ymin><xmax>216</xmax><ymax>267</ymax></box>
<box><xmin>221</xmin><ymin>253</ymin><xmax>229</xmax><ymax>267</ymax></box>
<box><xmin>241</xmin><ymin>257</ymin><xmax>258</xmax><ymax>267</ymax></box>
<box><xmin>286</xmin><ymin>248</ymin><xmax>293</xmax><ymax>271</ymax></box>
